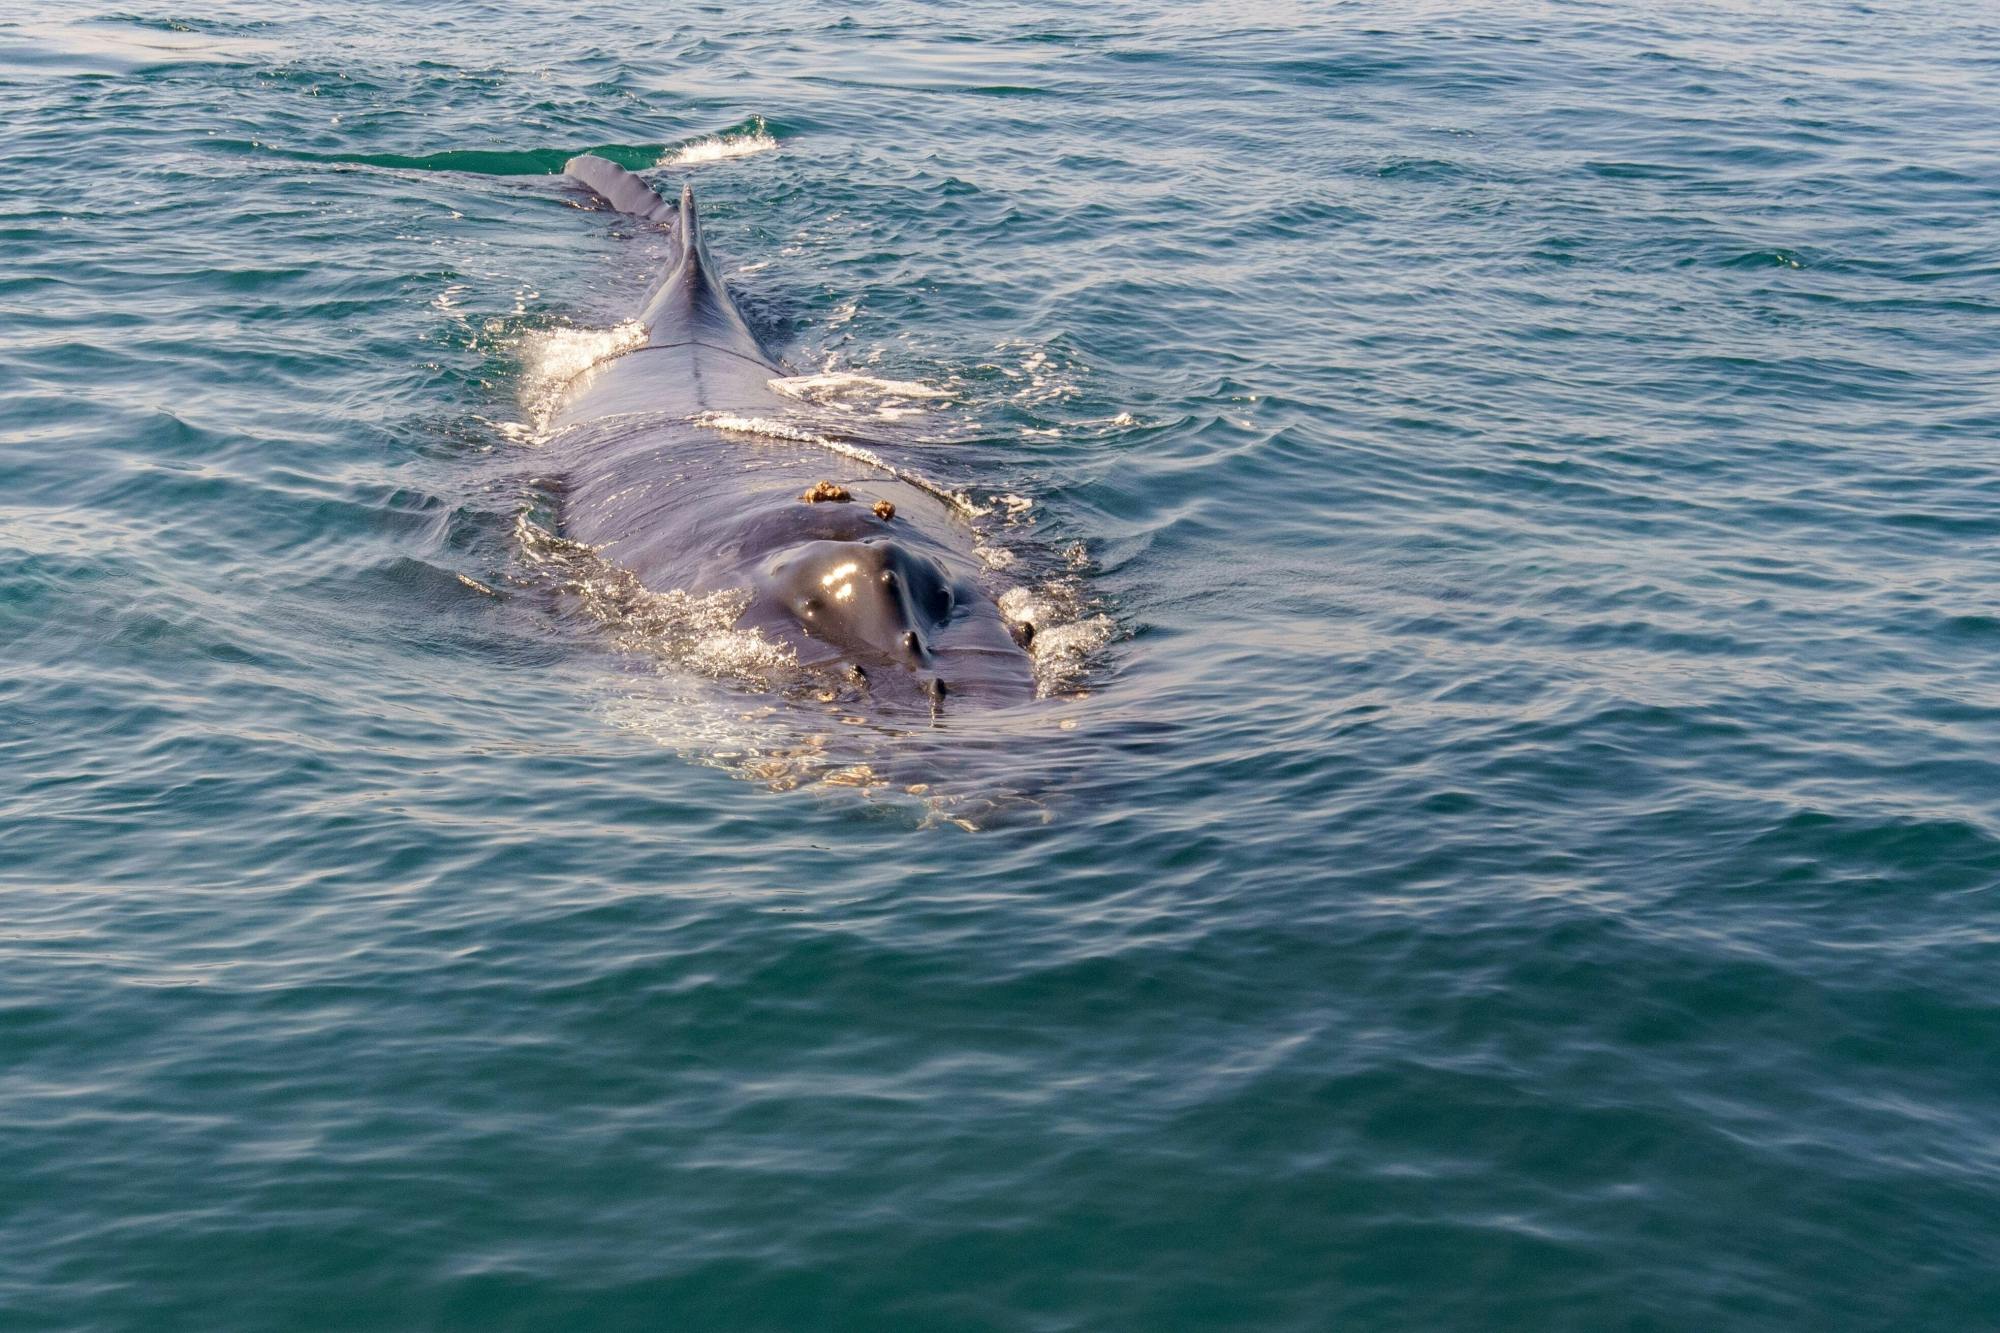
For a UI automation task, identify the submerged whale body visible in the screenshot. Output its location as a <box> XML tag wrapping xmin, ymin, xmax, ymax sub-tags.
<box><xmin>549</xmin><ymin>154</ymin><xmax>1035</xmax><ymax>709</ymax></box>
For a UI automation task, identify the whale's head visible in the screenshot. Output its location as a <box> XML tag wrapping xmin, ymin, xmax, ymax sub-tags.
<box><xmin>727</xmin><ymin>503</ymin><xmax>1036</xmax><ymax>708</ymax></box>
<box><xmin>760</xmin><ymin>538</ymin><xmax>958</xmax><ymax>689</ymax></box>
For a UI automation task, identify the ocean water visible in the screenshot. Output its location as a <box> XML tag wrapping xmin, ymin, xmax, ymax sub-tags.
<box><xmin>3</xmin><ymin>1</ymin><xmax>1998</xmax><ymax>1327</ymax></box>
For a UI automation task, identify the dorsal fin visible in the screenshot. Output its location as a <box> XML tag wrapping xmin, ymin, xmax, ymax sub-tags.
<box><xmin>563</xmin><ymin>153</ymin><xmax>676</xmax><ymax>224</ymax></box>
<box><xmin>639</xmin><ymin>181</ymin><xmax>770</xmax><ymax>359</ymax></box>
<box><xmin>562</xmin><ymin>154</ymin><xmax>774</xmax><ymax>366</ymax></box>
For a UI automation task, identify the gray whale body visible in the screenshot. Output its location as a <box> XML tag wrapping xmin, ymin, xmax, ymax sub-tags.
<box><xmin>549</xmin><ymin>155</ymin><xmax>1035</xmax><ymax>709</ymax></box>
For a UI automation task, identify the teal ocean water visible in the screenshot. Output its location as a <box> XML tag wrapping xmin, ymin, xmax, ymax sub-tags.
<box><xmin>4</xmin><ymin>2</ymin><xmax>1999</xmax><ymax>1327</ymax></box>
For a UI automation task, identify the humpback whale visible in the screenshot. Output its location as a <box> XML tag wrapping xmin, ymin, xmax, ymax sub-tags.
<box><xmin>549</xmin><ymin>155</ymin><xmax>1036</xmax><ymax>710</ymax></box>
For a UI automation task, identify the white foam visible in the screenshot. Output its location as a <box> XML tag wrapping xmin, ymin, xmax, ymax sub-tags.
<box><xmin>473</xmin><ymin>414</ymin><xmax>537</xmax><ymax>446</ymax></box>
<box><xmin>992</xmin><ymin>338</ymin><xmax>1084</xmax><ymax>406</ymax></box>
<box><xmin>1000</xmin><ymin>586</ymin><xmax>1116</xmax><ymax>698</ymax></box>
<box><xmin>661</xmin><ymin>120</ymin><xmax>778</xmax><ymax>167</ymax></box>
<box><xmin>769</xmin><ymin>371</ymin><xmax>951</xmax><ymax>413</ymax></box>
<box><xmin>998</xmin><ymin>586</ymin><xmax>1051</xmax><ymax>627</ymax></box>
<box><xmin>689</xmin><ymin>411</ymin><xmax>829</xmax><ymax>446</ymax></box>
<box><xmin>1027</xmin><ymin>614</ymin><xmax>1117</xmax><ymax>695</ymax></box>
<box><xmin>514</xmin><ymin>320</ymin><xmax>648</xmax><ymax>438</ymax></box>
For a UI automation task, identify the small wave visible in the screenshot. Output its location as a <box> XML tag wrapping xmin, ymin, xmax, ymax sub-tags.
<box><xmin>1027</xmin><ymin>615</ymin><xmax>1117</xmax><ymax>695</ymax></box>
<box><xmin>661</xmin><ymin>119</ymin><xmax>778</xmax><ymax>168</ymax></box>
<box><xmin>991</xmin><ymin>339</ymin><xmax>1084</xmax><ymax>408</ymax></box>
<box><xmin>513</xmin><ymin>321</ymin><xmax>647</xmax><ymax>437</ymax></box>
<box><xmin>1723</xmin><ymin>248</ymin><xmax>1807</xmax><ymax>270</ymax></box>
<box><xmin>603</xmin><ymin>685</ymin><xmax>1005</xmax><ymax>829</ymax></box>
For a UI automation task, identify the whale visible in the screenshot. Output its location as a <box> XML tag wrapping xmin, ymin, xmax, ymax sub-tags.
<box><xmin>547</xmin><ymin>154</ymin><xmax>1036</xmax><ymax>710</ymax></box>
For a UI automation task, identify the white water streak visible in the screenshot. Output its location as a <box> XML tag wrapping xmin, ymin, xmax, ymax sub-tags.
<box><xmin>661</xmin><ymin>120</ymin><xmax>778</xmax><ymax>167</ymax></box>
<box><xmin>690</xmin><ymin>412</ymin><xmax>989</xmax><ymax>518</ymax></box>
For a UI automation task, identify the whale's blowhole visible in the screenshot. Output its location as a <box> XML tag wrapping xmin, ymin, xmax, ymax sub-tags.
<box><xmin>759</xmin><ymin>537</ymin><xmax>960</xmax><ymax>674</ymax></box>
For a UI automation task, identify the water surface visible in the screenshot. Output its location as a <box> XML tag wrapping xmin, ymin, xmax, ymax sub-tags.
<box><xmin>3</xmin><ymin>2</ymin><xmax>1999</xmax><ymax>1328</ymax></box>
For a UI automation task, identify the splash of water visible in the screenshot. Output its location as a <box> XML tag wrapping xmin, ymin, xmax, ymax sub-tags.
<box><xmin>513</xmin><ymin>321</ymin><xmax>648</xmax><ymax>437</ymax></box>
<box><xmin>1000</xmin><ymin>583</ymin><xmax>1115</xmax><ymax>698</ymax></box>
<box><xmin>660</xmin><ymin>119</ymin><xmax>778</xmax><ymax>168</ymax></box>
